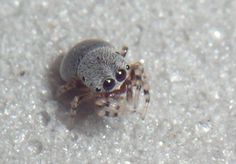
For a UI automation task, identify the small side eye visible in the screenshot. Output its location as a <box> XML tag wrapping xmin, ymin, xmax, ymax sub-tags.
<box><xmin>126</xmin><ymin>65</ymin><xmax>130</xmax><ymax>70</ymax></box>
<box><xmin>103</xmin><ymin>78</ymin><xmax>115</xmax><ymax>91</ymax></box>
<box><xmin>116</xmin><ymin>69</ymin><xmax>127</xmax><ymax>82</ymax></box>
<box><xmin>82</xmin><ymin>76</ymin><xmax>85</xmax><ymax>81</ymax></box>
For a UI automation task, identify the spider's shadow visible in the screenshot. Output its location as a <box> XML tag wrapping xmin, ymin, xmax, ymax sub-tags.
<box><xmin>47</xmin><ymin>53</ymin><xmax>106</xmax><ymax>134</ymax></box>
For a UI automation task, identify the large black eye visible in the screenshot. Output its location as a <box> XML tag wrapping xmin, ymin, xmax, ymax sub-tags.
<box><xmin>116</xmin><ymin>69</ymin><xmax>127</xmax><ymax>82</ymax></box>
<box><xmin>103</xmin><ymin>78</ymin><xmax>116</xmax><ymax>91</ymax></box>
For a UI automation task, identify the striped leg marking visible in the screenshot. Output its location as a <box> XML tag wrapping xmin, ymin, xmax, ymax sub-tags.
<box><xmin>95</xmin><ymin>98</ymin><xmax>124</xmax><ymax>117</ymax></box>
<box><xmin>141</xmin><ymin>74</ymin><xmax>150</xmax><ymax>119</ymax></box>
<box><xmin>68</xmin><ymin>95</ymin><xmax>86</xmax><ymax>127</ymax></box>
<box><xmin>70</xmin><ymin>95</ymin><xmax>86</xmax><ymax>117</ymax></box>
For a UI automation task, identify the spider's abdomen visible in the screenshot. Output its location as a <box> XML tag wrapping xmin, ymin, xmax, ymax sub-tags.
<box><xmin>59</xmin><ymin>39</ymin><xmax>113</xmax><ymax>82</ymax></box>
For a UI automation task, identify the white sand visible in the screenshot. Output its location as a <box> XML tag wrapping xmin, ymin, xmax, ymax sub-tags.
<box><xmin>0</xmin><ymin>0</ymin><xmax>236</xmax><ymax>163</ymax></box>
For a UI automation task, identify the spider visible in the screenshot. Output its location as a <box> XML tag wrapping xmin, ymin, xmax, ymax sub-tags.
<box><xmin>57</xmin><ymin>39</ymin><xmax>150</xmax><ymax>119</ymax></box>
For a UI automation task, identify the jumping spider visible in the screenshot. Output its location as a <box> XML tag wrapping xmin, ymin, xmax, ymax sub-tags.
<box><xmin>57</xmin><ymin>39</ymin><xmax>150</xmax><ymax>119</ymax></box>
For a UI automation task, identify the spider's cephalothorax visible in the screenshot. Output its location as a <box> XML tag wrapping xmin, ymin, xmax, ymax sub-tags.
<box><xmin>58</xmin><ymin>39</ymin><xmax>150</xmax><ymax>119</ymax></box>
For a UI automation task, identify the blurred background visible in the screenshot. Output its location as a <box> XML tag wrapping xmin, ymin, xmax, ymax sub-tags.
<box><xmin>0</xmin><ymin>0</ymin><xmax>236</xmax><ymax>163</ymax></box>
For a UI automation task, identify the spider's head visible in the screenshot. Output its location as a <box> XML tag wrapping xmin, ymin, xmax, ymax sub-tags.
<box><xmin>79</xmin><ymin>50</ymin><xmax>130</xmax><ymax>93</ymax></box>
<box><xmin>96</xmin><ymin>52</ymin><xmax>130</xmax><ymax>93</ymax></box>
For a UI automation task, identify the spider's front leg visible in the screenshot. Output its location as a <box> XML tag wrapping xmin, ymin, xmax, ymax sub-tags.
<box><xmin>68</xmin><ymin>93</ymin><xmax>92</xmax><ymax>127</ymax></box>
<box><xmin>128</xmin><ymin>61</ymin><xmax>150</xmax><ymax>118</ymax></box>
<box><xmin>70</xmin><ymin>95</ymin><xmax>86</xmax><ymax>117</ymax></box>
<box><xmin>126</xmin><ymin>78</ymin><xmax>133</xmax><ymax>103</ymax></box>
<box><xmin>95</xmin><ymin>97</ymin><xmax>126</xmax><ymax>117</ymax></box>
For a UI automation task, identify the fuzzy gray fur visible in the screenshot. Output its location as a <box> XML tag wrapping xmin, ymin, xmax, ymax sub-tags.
<box><xmin>60</xmin><ymin>39</ymin><xmax>128</xmax><ymax>92</ymax></box>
